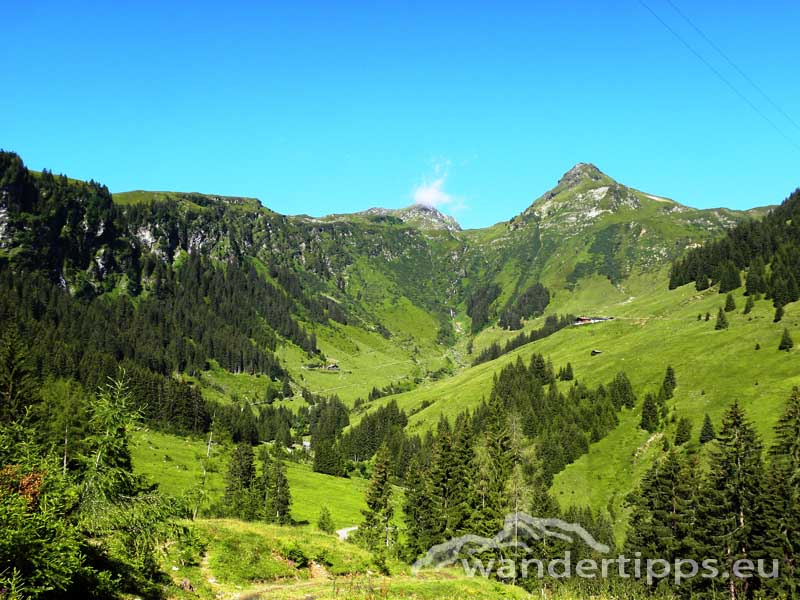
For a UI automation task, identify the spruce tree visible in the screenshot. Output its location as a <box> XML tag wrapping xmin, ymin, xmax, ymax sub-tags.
<box><xmin>269</xmin><ymin>458</ymin><xmax>292</xmax><ymax>525</ymax></box>
<box><xmin>699</xmin><ymin>414</ymin><xmax>715</xmax><ymax>444</ymax></box>
<box><xmin>640</xmin><ymin>393</ymin><xmax>659</xmax><ymax>432</ymax></box>
<box><xmin>470</xmin><ymin>398</ymin><xmax>513</xmax><ymax>537</ymax></box>
<box><xmin>763</xmin><ymin>389</ymin><xmax>800</xmax><ymax>596</ymax></box>
<box><xmin>253</xmin><ymin>446</ymin><xmax>272</xmax><ymax>522</ymax></box>
<box><xmin>718</xmin><ymin>261</ymin><xmax>742</xmax><ymax>293</ymax></box>
<box><xmin>745</xmin><ymin>257</ymin><xmax>767</xmax><ymax>296</ymax></box>
<box><xmin>625</xmin><ymin>451</ymin><xmax>698</xmax><ymax>580</ymax></box>
<box><xmin>779</xmin><ymin>328</ymin><xmax>794</xmax><ymax>351</ymax></box>
<box><xmin>0</xmin><ymin>330</ymin><xmax>40</xmax><ymax>424</ymax></box>
<box><xmin>714</xmin><ymin>307</ymin><xmax>729</xmax><ymax>330</ymax></box>
<box><xmin>724</xmin><ymin>293</ymin><xmax>736</xmax><ymax>312</ymax></box>
<box><xmin>401</xmin><ymin>456</ymin><xmax>436</xmax><ymax>561</ymax></box>
<box><xmin>609</xmin><ymin>372</ymin><xmax>636</xmax><ymax>409</ymax></box>
<box><xmin>357</xmin><ymin>444</ymin><xmax>394</xmax><ymax>552</ymax></box>
<box><xmin>674</xmin><ymin>417</ymin><xmax>692</xmax><ymax>446</ymax></box>
<box><xmin>225</xmin><ymin>443</ymin><xmax>255</xmax><ymax>518</ymax></box>
<box><xmin>662</xmin><ymin>365</ymin><xmax>676</xmax><ymax>399</ymax></box>
<box><xmin>695</xmin><ymin>403</ymin><xmax>767</xmax><ymax>598</ymax></box>
<box><xmin>774</xmin><ymin>304</ymin><xmax>784</xmax><ymax>323</ymax></box>
<box><xmin>743</xmin><ymin>295</ymin><xmax>755</xmax><ymax>315</ymax></box>
<box><xmin>317</xmin><ymin>506</ymin><xmax>335</xmax><ymax>534</ymax></box>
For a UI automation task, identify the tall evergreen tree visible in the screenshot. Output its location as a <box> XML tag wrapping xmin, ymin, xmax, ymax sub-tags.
<box><xmin>774</xmin><ymin>304</ymin><xmax>784</xmax><ymax>323</ymax></box>
<box><xmin>357</xmin><ymin>444</ymin><xmax>395</xmax><ymax>553</ymax></box>
<box><xmin>662</xmin><ymin>365</ymin><xmax>677</xmax><ymax>399</ymax></box>
<box><xmin>224</xmin><ymin>443</ymin><xmax>255</xmax><ymax>519</ymax></box>
<box><xmin>743</xmin><ymin>294</ymin><xmax>755</xmax><ymax>314</ymax></box>
<box><xmin>715</xmin><ymin>307</ymin><xmax>729</xmax><ymax>330</ymax></box>
<box><xmin>674</xmin><ymin>417</ymin><xmax>692</xmax><ymax>446</ymax></box>
<box><xmin>718</xmin><ymin>261</ymin><xmax>742</xmax><ymax>293</ymax></box>
<box><xmin>779</xmin><ymin>328</ymin><xmax>794</xmax><ymax>351</ymax></box>
<box><xmin>762</xmin><ymin>388</ymin><xmax>800</xmax><ymax>597</ymax></box>
<box><xmin>470</xmin><ymin>398</ymin><xmax>513</xmax><ymax>536</ymax></box>
<box><xmin>640</xmin><ymin>393</ymin><xmax>659</xmax><ymax>433</ymax></box>
<box><xmin>0</xmin><ymin>330</ymin><xmax>40</xmax><ymax>425</ymax></box>
<box><xmin>609</xmin><ymin>372</ymin><xmax>636</xmax><ymax>409</ymax></box>
<box><xmin>699</xmin><ymin>413</ymin><xmax>716</xmax><ymax>444</ymax></box>
<box><xmin>724</xmin><ymin>293</ymin><xmax>737</xmax><ymax>312</ymax></box>
<box><xmin>625</xmin><ymin>450</ymin><xmax>698</xmax><ymax>593</ymax></box>
<box><xmin>401</xmin><ymin>456</ymin><xmax>437</xmax><ymax>561</ymax></box>
<box><xmin>695</xmin><ymin>403</ymin><xmax>768</xmax><ymax>599</ymax></box>
<box><xmin>745</xmin><ymin>257</ymin><xmax>767</xmax><ymax>296</ymax></box>
<box><xmin>269</xmin><ymin>457</ymin><xmax>292</xmax><ymax>525</ymax></box>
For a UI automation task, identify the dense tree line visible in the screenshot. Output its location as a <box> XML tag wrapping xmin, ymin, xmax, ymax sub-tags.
<box><xmin>669</xmin><ymin>188</ymin><xmax>800</xmax><ymax>314</ymax></box>
<box><xmin>472</xmin><ymin>314</ymin><xmax>575</xmax><ymax>365</ymax></box>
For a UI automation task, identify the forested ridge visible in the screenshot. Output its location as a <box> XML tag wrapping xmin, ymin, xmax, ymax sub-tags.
<box><xmin>670</xmin><ymin>188</ymin><xmax>800</xmax><ymax>309</ymax></box>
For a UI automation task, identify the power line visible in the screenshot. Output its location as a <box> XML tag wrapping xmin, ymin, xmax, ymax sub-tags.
<box><xmin>637</xmin><ymin>0</ymin><xmax>800</xmax><ymax>153</ymax></box>
<box><xmin>664</xmin><ymin>0</ymin><xmax>800</xmax><ymax>134</ymax></box>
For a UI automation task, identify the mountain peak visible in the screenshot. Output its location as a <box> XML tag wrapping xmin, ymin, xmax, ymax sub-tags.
<box><xmin>396</xmin><ymin>204</ymin><xmax>461</xmax><ymax>231</ymax></box>
<box><xmin>556</xmin><ymin>163</ymin><xmax>608</xmax><ymax>189</ymax></box>
<box><xmin>356</xmin><ymin>204</ymin><xmax>461</xmax><ymax>232</ymax></box>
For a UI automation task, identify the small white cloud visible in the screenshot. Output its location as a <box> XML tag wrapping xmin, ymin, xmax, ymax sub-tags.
<box><xmin>413</xmin><ymin>176</ymin><xmax>453</xmax><ymax>208</ymax></box>
<box><xmin>412</xmin><ymin>160</ymin><xmax>465</xmax><ymax>213</ymax></box>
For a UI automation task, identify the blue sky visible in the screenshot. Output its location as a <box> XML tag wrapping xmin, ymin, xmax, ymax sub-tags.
<box><xmin>4</xmin><ymin>1</ymin><xmax>799</xmax><ymax>228</ymax></box>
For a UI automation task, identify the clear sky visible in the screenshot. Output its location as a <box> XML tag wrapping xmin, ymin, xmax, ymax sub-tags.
<box><xmin>4</xmin><ymin>1</ymin><xmax>799</xmax><ymax>228</ymax></box>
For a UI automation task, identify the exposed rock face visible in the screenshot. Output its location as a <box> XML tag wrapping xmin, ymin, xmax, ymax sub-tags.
<box><xmin>556</xmin><ymin>163</ymin><xmax>605</xmax><ymax>189</ymax></box>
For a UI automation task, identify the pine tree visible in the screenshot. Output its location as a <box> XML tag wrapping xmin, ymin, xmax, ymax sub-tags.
<box><xmin>558</xmin><ymin>362</ymin><xmax>574</xmax><ymax>381</ymax></box>
<box><xmin>674</xmin><ymin>417</ymin><xmax>692</xmax><ymax>446</ymax></box>
<box><xmin>715</xmin><ymin>307</ymin><xmax>729</xmax><ymax>330</ymax></box>
<box><xmin>225</xmin><ymin>443</ymin><xmax>255</xmax><ymax>518</ymax></box>
<box><xmin>718</xmin><ymin>261</ymin><xmax>742</xmax><ymax>293</ymax></box>
<box><xmin>269</xmin><ymin>458</ymin><xmax>292</xmax><ymax>525</ymax></box>
<box><xmin>0</xmin><ymin>330</ymin><xmax>40</xmax><ymax>424</ymax></box>
<box><xmin>763</xmin><ymin>389</ymin><xmax>800</xmax><ymax>597</ymax></box>
<box><xmin>357</xmin><ymin>444</ymin><xmax>394</xmax><ymax>552</ymax></box>
<box><xmin>745</xmin><ymin>257</ymin><xmax>767</xmax><ymax>296</ymax></box>
<box><xmin>724</xmin><ymin>293</ymin><xmax>736</xmax><ymax>312</ymax></box>
<box><xmin>252</xmin><ymin>446</ymin><xmax>272</xmax><ymax>522</ymax></box>
<box><xmin>609</xmin><ymin>372</ymin><xmax>636</xmax><ymax>409</ymax></box>
<box><xmin>625</xmin><ymin>450</ymin><xmax>698</xmax><ymax>583</ymax></box>
<box><xmin>774</xmin><ymin>304</ymin><xmax>784</xmax><ymax>323</ymax></box>
<box><xmin>695</xmin><ymin>403</ymin><xmax>767</xmax><ymax>599</ymax></box>
<box><xmin>470</xmin><ymin>399</ymin><xmax>513</xmax><ymax>536</ymax></box>
<box><xmin>699</xmin><ymin>414</ymin><xmax>715</xmax><ymax>444</ymax></box>
<box><xmin>640</xmin><ymin>393</ymin><xmax>659</xmax><ymax>432</ymax></box>
<box><xmin>743</xmin><ymin>295</ymin><xmax>755</xmax><ymax>314</ymax></box>
<box><xmin>662</xmin><ymin>365</ymin><xmax>676</xmax><ymax>399</ymax></box>
<box><xmin>317</xmin><ymin>506</ymin><xmax>335</xmax><ymax>534</ymax></box>
<box><xmin>779</xmin><ymin>328</ymin><xmax>794</xmax><ymax>351</ymax></box>
<box><xmin>401</xmin><ymin>456</ymin><xmax>436</xmax><ymax>561</ymax></box>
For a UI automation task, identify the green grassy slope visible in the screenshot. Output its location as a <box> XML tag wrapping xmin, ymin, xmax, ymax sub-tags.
<box><xmin>354</xmin><ymin>269</ymin><xmax>799</xmax><ymax>539</ymax></box>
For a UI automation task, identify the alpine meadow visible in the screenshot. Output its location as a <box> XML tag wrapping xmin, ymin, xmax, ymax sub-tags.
<box><xmin>3</xmin><ymin>2</ymin><xmax>800</xmax><ymax>599</ymax></box>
